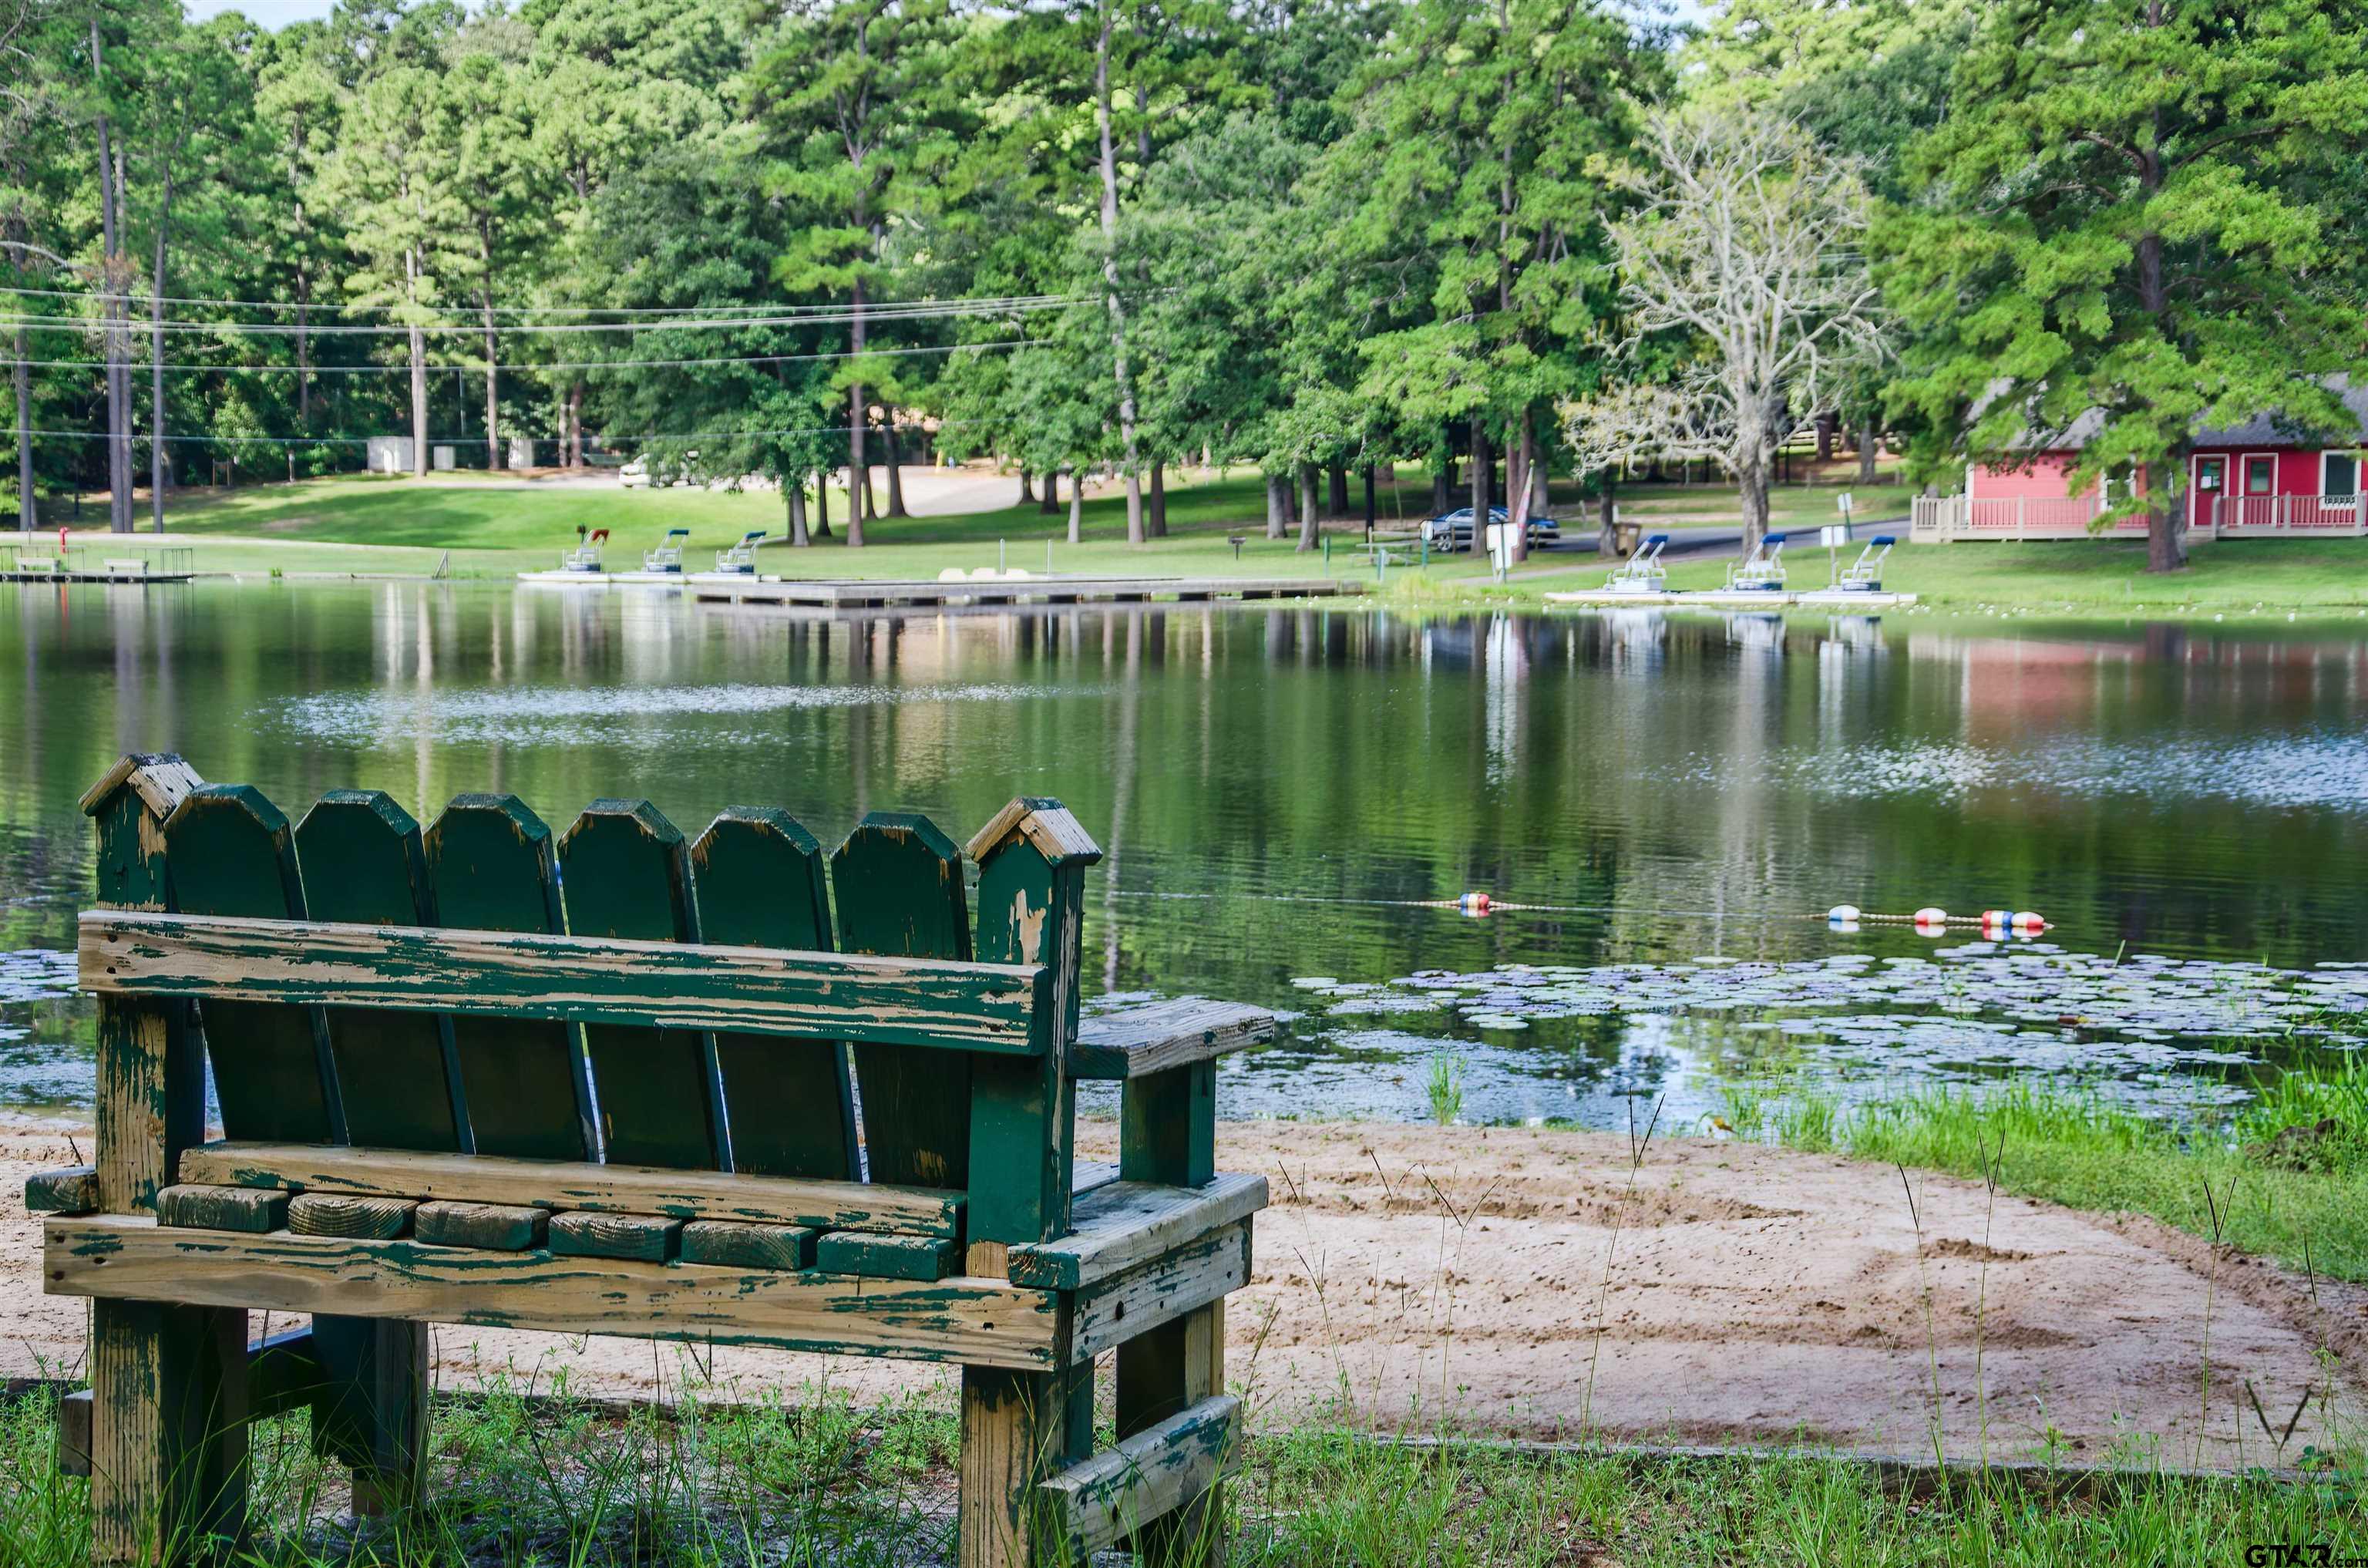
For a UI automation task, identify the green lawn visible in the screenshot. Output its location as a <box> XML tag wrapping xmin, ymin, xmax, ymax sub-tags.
<box><xmin>18</xmin><ymin>471</ymin><xmax>2368</xmax><ymax>619</ymax></box>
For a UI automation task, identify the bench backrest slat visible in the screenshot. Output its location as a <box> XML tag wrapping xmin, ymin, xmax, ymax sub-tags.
<box><xmin>423</xmin><ymin>795</ymin><xmax>596</xmax><ymax>1160</ymax></box>
<box><xmin>691</xmin><ymin>809</ymin><xmax>860</xmax><ymax>1183</ymax></box>
<box><xmin>164</xmin><ymin>786</ymin><xmax>343</xmax><ymax>1144</ymax></box>
<box><xmin>558</xmin><ymin>800</ymin><xmax>726</xmax><ymax>1169</ymax></box>
<box><xmin>831</xmin><ymin>813</ymin><xmax>975</xmax><ymax>1190</ymax></box>
<box><xmin>295</xmin><ymin>791</ymin><xmax>467</xmax><ymax>1152</ymax></box>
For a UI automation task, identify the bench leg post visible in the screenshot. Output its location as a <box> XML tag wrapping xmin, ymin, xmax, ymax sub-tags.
<box><xmin>89</xmin><ymin>1300</ymin><xmax>251</xmax><ymax>1566</ymax></box>
<box><xmin>1116</xmin><ymin>1300</ymin><xmax>1226</xmax><ymax>1567</ymax></box>
<box><xmin>310</xmin><ymin>1317</ymin><xmax>429</xmax><ymax>1516</ymax></box>
<box><xmin>959</xmin><ymin>1363</ymin><xmax>1086</xmax><ymax>1568</ymax></box>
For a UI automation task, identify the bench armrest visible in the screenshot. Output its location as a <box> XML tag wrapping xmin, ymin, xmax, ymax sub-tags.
<box><xmin>1071</xmin><ymin>998</ymin><xmax>1274</xmax><ymax>1081</ymax></box>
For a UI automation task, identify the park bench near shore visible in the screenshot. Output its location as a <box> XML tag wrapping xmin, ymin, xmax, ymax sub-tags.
<box><xmin>29</xmin><ymin>754</ymin><xmax>1272</xmax><ymax>1566</ymax></box>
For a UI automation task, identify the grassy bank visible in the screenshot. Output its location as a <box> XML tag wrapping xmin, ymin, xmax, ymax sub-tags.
<box><xmin>18</xmin><ymin>469</ymin><xmax>2368</xmax><ymax>618</ymax></box>
<box><xmin>1716</xmin><ymin>1056</ymin><xmax>2368</xmax><ymax>1281</ymax></box>
<box><xmin>1</xmin><ymin>1369</ymin><xmax>2359</xmax><ymax>1566</ymax></box>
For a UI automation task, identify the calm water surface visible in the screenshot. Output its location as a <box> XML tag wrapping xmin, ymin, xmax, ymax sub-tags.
<box><xmin>5</xmin><ymin>582</ymin><xmax>2366</xmax><ymax>1130</ymax></box>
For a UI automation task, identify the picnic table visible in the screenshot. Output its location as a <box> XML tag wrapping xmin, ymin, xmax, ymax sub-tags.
<box><xmin>33</xmin><ymin>755</ymin><xmax>1273</xmax><ymax>1566</ymax></box>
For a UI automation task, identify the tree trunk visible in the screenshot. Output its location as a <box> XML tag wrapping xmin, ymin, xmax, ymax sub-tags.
<box><xmin>92</xmin><ymin>27</ymin><xmax>130</xmax><ymax>533</ymax></box>
<box><xmin>1266</xmin><ymin>473</ymin><xmax>1287</xmax><ymax>540</ymax></box>
<box><xmin>1018</xmin><ymin>469</ymin><xmax>1034</xmax><ymax>503</ymax></box>
<box><xmin>1506</xmin><ymin>417</ymin><xmax>1531</xmax><ymax>565</ymax></box>
<box><xmin>480</xmin><ymin>313</ymin><xmax>499</xmax><ymax>471</ymax></box>
<box><xmin>1596</xmin><ymin>473</ymin><xmax>1616</xmax><ymax>556</ymax></box>
<box><xmin>1432</xmin><ymin>453</ymin><xmax>1451</xmax><ymax>515</ymax></box>
<box><xmin>1297</xmin><ymin>462</ymin><xmax>1318</xmax><ymax>552</ymax></box>
<box><xmin>847</xmin><ymin>268</ymin><xmax>866</xmax><ymax>547</ymax></box>
<box><xmin>1095</xmin><ymin>16</ymin><xmax>1145</xmax><ymax>547</ymax></box>
<box><xmin>1858</xmin><ymin>419</ymin><xmax>1878</xmax><ymax>483</ymax></box>
<box><xmin>1149</xmin><ymin>459</ymin><xmax>1166</xmax><ymax>537</ymax></box>
<box><xmin>2148</xmin><ymin>458</ymin><xmax>2187</xmax><ymax>572</ymax></box>
<box><xmin>1814</xmin><ymin>412</ymin><xmax>1834</xmax><ymax>463</ymax></box>
<box><xmin>566</xmin><ymin>384</ymin><xmax>584</xmax><ymax>469</ymax></box>
<box><xmin>789</xmin><ymin>483</ymin><xmax>809</xmax><ymax>547</ymax></box>
<box><xmin>1326</xmin><ymin>463</ymin><xmax>1347</xmax><ymax>517</ymax></box>
<box><xmin>149</xmin><ymin>165</ymin><xmax>176</xmax><ymax>533</ymax></box>
<box><xmin>294</xmin><ymin>238</ymin><xmax>311</xmax><ymax>432</ymax></box>
<box><xmin>1468</xmin><ymin>420</ymin><xmax>1491</xmax><ymax>550</ymax></box>
<box><xmin>1067</xmin><ymin>472</ymin><xmax>1082</xmax><ymax>544</ymax></box>
<box><xmin>883</xmin><ymin>412</ymin><xmax>908</xmax><ymax>517</ymax></box>
<box><xmin>1363</xmin><ymin>464</ymin><xmax>1376</xmax><ymax>533</ymax></box>
<box><xmin>1738</xmin><ymin>454</ymin><xmax>1771</xmax><ymax>554</ymax></box>
<box><xmin>408</xmin><ymin>319</ymin><xmax>429</xmax><ymax>478</ymax></box>
<box><xmin>12</xmin><ymin>321</ymin><xmax>32</xmax><ymax>530</ymax></box>
<box><xmin>1041</xmin><ymin>467</ymin><xmax>1060</xmax><ymax>513</ymax></box>
<box><xmin>1529</xmin><ymin>439</ymin><xmax>1548</xmax><ymax>515</ymax></box>
<box><xmin>813</xmin><ymin>473</ymin><xmax>832</xmax><ymax>540</ymax></box>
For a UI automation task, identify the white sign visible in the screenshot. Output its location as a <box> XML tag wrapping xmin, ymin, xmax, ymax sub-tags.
<box><xmin>1819</xmin><ymin>523</ymin><xmax>1852</xmax><ymax>547</ymax></box>
<box><xmin>1485</xmin><ymin>522</ymin><xmax>1517</xmax><ymax>571</ymax></box>
<box><xmin>1837</xmin><ymin>492</ymin><xmax>1855</xmax><ymax>516</ymax></box>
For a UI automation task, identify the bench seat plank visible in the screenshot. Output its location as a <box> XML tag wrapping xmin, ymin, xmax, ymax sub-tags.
<box><xmin>156</xmin><ymin>1184</ymin><xmax>288</xmax><ymax>1233</ymax></box>
<box><xmin>1072</xmin><ymin>1218</ymin><xmax>1253</xmax><ymax>1362</ymax></box>
<box><xmin>1007</xmin><ymin>1173</ymin><xmax>1267</xmax><ymax>1290</ymax></box>
<box><xmin>415</xmin><ymin>1200</ymin><xmax>545</xmax><ymax>1250</ymax></box>
<box><xmin>814</xmin><ymin>1231</ymin><xmax>960</xmax><ymax>1282</ymax></box>
<box><xmin>45</xmin><ymin>1216</ymin><xmax>1062</xmax><ymax>1371</ymax></box>
<box><xmin>287</xmin><ymin>1193</ymin><xmax>415</xmax><ymax>1240</ymax></box>
<box><xmin>550</xmin><ymin>1212</ymin><xmax>681</xmax><ymax>1262</ymax></box>
<box><xmin>25</xmin><ymin>1166</ymin><xmax>99</xmax><ymax>1214</ymax></box>
<box><xmin>174</xmin><ymin>1142</ymin><xmax>963</xmax><ymax>1239</ymax></box>
<box><xmin>680</xmin><ymin>1220</ymin><xmax>816</xmax><ymax>1270</ymax></box>
<box><xmin>79</xmin><ymin>910</ymin><xmax>1049</xmax><ymax>1056</ymax></box>
<box><xmin>1072</xmin><ymin>999</ymin><xmax>1274</xmax><ymax>1081</ymax></box>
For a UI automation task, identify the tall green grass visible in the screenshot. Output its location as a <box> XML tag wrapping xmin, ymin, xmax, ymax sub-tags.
<box><xmin>2</xmin><ymin>1377</ymin><xmax>2360</xmax><ymax>1566</ymax></box>
<box><xmin>1713</xmin><ymin>1058</ymin><xmax>2368</xmax><ymax>1281</ymax></box>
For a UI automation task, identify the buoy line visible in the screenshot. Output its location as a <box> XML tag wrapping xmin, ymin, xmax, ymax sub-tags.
<box><xmin>1105</xmin><ymin>889</ymin><xmax>2047</xmax><ymax>934</ymax></box>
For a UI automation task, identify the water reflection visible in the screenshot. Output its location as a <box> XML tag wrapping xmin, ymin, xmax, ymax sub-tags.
<box><xmin>4</xmin><ymin>583</ymin><xmax>2366</xmax><ymax>1123</ymax></box>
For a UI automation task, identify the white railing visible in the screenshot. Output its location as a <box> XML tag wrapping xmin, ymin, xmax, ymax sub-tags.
<box><xmin>2215</xmin><ymin>493</ymin><xmax>2368</xmax><ymax>534</ymax></box>
<box><xmin>1916</xmin><ymin>490</ymin><xmax>2366</xmax><ymax>543</ymax></box>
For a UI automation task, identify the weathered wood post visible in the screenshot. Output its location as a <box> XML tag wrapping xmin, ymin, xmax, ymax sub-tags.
<box><xmin>963</xmin><ymin>799</ymin><xmax>1100</xmax><ymax>1567</ymax></box>
<box><xmin>79</xmin><ymin>754</ymin><xmax>252</xmax><ymax>1563</ymax></box>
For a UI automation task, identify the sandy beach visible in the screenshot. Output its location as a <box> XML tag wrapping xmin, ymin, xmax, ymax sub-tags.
<box><xmin>7</xmin><ymin>1115</ymin><xmax>2359</xmax><ymax>1470</ymax></box>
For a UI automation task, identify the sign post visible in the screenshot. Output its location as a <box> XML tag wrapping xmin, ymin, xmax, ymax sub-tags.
<box><xmin>1823</xmin><ymin>493</ymin><xmax>1857</xmax><ymax>587</ymax></box>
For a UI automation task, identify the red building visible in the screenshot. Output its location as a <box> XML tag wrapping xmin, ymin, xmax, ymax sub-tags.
<box><xmin>1912</xmin><ymin>385</ymin><xmax>2368</xmax><ymax>541</ymax></box>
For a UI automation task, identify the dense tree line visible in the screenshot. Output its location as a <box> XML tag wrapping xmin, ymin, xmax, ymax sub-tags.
<box><xmin>2</xmin><ymin>0</ymin><xmax>2364</xmax><ymax>568</ymax></box>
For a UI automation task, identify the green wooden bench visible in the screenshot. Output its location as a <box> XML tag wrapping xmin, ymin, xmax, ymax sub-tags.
<box><xmin>32</xmin><ymin>754</ymin><xmax>1272</xmax><ymax>1566</ymax></box>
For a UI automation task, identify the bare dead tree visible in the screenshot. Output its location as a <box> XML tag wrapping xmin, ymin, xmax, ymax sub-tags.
<box><xmin>1560</xmin><ymin>109</ymin><xmax>1883</xmax><ymax>550</ymax></box>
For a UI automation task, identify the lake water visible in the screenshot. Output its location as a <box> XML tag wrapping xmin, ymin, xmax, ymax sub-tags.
<box><xmin>5</xmin><ymin>582</ymin><xmax>2366</xmax><ymax>1133</ymax></box>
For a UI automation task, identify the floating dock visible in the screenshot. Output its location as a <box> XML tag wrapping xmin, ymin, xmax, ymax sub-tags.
<box><xmin>1543</xmin><ymin>589</ymin><xmax>1918</xmax><ymax>609</ymax></box>
<box><xmin>690</xmin><ymin>575</ymin><xmax>1362</xmax><ymax>607</ymax></box>
<box><xmin>3</xmin><ymin>568</ymin><xmax>195</xmax><ymax>584</ymax></box>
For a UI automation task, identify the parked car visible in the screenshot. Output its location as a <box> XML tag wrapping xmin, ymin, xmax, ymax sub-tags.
<box><xmin>1421</xmin><ymin>506</ymin><xmax>1559</xmax><ymax>551</ymax></box>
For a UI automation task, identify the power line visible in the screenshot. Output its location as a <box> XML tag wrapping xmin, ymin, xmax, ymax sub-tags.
<box><xmin>16</xmin><ymin>420</ymin><xmax>980</xmax><ymax>446</ymax></box>
<box><xmin>0</xmin><ymin>298</ymin><xmax>1085</xmax><ymax>337</ymax></box>
<box><xmin>0</xmin><ymin>338</ymin><xmax>1031</xmax><ymax>375</ymax></box>
<box><xmin>0</xmin><ymin>282</ymin><xmax>1092</xmax><ymax>320</ymax></box>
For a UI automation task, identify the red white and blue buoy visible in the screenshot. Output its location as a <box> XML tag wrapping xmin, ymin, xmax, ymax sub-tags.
<box><xmin>1824</xmin><ymin>904</ymin><xmax>2049</xmax><ymax>937</ymax></box>
<box><xmin>1456</xmin><ymin>891</ymin><xmax>1493</xmax><ymax>916</ymax></box>
<box><xmin>1980</xmin><ymin>909</ymin><xmax>2049</xmax><ymax>936</ymax></box>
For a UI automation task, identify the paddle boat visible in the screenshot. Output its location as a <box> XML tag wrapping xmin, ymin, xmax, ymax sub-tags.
<box><xmin>1602</xmin><ymin>533</ymin><xmax>1670</xmax><ymax>594</ymax></box>
<box><xmin>1724</xmin><ymin>533</ymin><xmax>1786</xmax><ymax>591</ymax></box>
<box><xmin>1837</xmin><ymin>534</ymin><xmax>1895</xmax><ymax>592</ymax></box>
<box><xmin>560</xmin><ymin>527</ymin><xmax>610</xmax><ymax>573</ymax></box>
<box><xmin>644</xmin><ymin>527</ymin><xmax>691</xmax><ymax>573</ymax></box>
<box><xmin>713</xmin><ymin>530</ymin><xmax>766</xmax><ymax>574</ymax></box>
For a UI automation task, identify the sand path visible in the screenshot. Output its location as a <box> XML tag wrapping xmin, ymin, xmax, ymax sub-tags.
<box><xmin>5</xmin><ymin>1118</ymin><xmax>2357</xmax><ymax>1469</ymax></box>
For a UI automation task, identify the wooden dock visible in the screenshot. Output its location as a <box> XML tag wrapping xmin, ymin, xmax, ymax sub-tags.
<box><xmin>3</xmin><ymin>569</ymin><xmax>195</xmax><ymax>584</ymax></box>
<box><xmin>1543</xmin><ymin>588</ymin><xmax>1918</xmax><ymax>609</ymax></box>
<box><xmin>691</xmin><ymin>574</ymin><xmax>1362</xmax><ymax>607</ymax></box>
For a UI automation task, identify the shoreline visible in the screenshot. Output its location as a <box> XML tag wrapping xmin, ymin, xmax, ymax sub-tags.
<box><xmin>6</xmin><ymin>1115</ymin><xmax>2360</xmax><ymax>1470</ymax></box>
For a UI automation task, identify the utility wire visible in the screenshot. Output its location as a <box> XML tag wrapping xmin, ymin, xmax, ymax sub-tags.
<box><xmin>0</xmin><ymin>298</ymin><xmax>1081</xmax><ymax>337</ymax></box>
<box><xmin>0</xmin><ymin>338</ymin><xmax>1031</xmax><ymax>375</ymax></box>
<box><xmin>15</xmin><ymin>419</ymin><xmax>982</xmax><ymax>446</ymax></box>
<box><xmin>0</xmin><ymin>283</ymin><xmax>1093</xmax><ymax>319</ymax></box>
